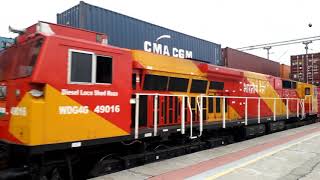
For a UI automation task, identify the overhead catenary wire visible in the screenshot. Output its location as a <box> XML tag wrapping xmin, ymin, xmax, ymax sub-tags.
<box><xmin>277</xmin><ymin>49</ymin><xmax>289</xmax><ymax>61</ymax></box>
<box><xmin>237</xmin><ymin>35</ymin><xmax>320</xmax><ymax>51</ymax></box>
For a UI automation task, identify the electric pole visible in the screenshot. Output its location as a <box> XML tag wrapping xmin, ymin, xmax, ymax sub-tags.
<box><xmin>303</xmin><ymin>40</ymin><xmax>312</xmax><ymax>83</ymax></box>
<box><xmin>263</xmin><ymin>46</ymin><xmax>272</xmax><ymax>59</ymax></box>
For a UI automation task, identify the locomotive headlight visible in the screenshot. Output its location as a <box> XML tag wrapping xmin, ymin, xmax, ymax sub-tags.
<box><xmin>15</xmin><ymin>89</ymin><xmax>21</xmax><ymax>97</ymax></box>
<box><xmin>29</xmin><ymin>83</ymin><xmax>45</xmax><ymax>98</ymax></box>
<box><xmin>29</xmin><ymin>89</ymin><xmax>44</xmax><ymax>97</ymax></box>
<box><xmin>0</xmin><ymin>86</ymin><xmax>7</xmax><ymax>98</ymax></box>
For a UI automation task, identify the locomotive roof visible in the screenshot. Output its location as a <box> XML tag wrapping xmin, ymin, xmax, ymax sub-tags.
<box><xmin>9</xmin><ymin>22</ymin><xmax>303</xmax><ymax>85</ymax></box>
<box><xmin>12</xmin><ymin>22</ymin><xmax>129</xmax><ymax>53</ymax></box>
<box><xmin>131</xmin><ymin>50</ymin><xmax>289</xmax><ymax>81</ymax></box>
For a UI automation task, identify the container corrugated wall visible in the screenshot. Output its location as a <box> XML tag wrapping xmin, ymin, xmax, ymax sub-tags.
<box><xmin>280</xmin><ymin>64</ymin><xmax>290</xmax><ymax>79</ymax></box>
<box><xmin>291</xmin><ymin>53</ymin><xmax>320</xmax><ymax>85</ymax></box>
<box><xmin>222</xmin><ymin>47</ymin><xmax>280</xmax><ymax>77</ymax></box>
<box><xmin>57</xmin><ymin>1</ymin><xmax>222</xmax><ymax>65</ymax></box>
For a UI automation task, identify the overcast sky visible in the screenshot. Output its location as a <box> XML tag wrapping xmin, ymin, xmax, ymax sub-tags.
<box><xmin>1</xmin><ymin>0</ymin><xmax>319</xmax><ymax>65</ymax></box>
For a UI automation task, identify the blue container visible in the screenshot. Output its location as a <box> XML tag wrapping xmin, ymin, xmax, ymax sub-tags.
<box><xmin>0</xmin><ymin>37</ymin><xmax>14</xmax><ymax>51</ymax></box>
<box><xmin>57</xmin><ymin>1</ymin><xmax>223</xmax><ymax>65</ymax></box>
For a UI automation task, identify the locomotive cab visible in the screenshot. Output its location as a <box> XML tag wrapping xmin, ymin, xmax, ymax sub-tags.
<box><xmin>0</xmin><ymin>22</ymin><xmax>133</xmax><ymax>147</ymax></box>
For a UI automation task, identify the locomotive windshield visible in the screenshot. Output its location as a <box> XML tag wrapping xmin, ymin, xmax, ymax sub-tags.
<box><xmin>0</xmin><ymin>38</ymin><xmax>43</xmax><ymax>81</ymax></box>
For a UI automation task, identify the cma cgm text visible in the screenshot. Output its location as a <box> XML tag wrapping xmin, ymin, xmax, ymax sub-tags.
<box><xmin>144</xmin><ymin>41</ymin><xmax>193</xmax><ymax>59</ymax></box>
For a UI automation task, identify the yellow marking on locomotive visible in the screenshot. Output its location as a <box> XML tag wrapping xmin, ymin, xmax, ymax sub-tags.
<box><xmin>228</xmin><ymin>106</ymin><xmax>241</xmax><ymax>120</ymax></box>
<box><xmin>9</xmin><ymin>93</ymin><xmax>45</xmax><ymax>145</ymax></box>
<box><xmin>244</xmin><ymin>72</ymin><xmax>287</xmax><ymax>116</ymax></box>
<box><xmin>297</xmin><ymin>82</ymin><xmax>314</xmax><ymax>98</ymax></box>
<box><xmin>296</xmin><ymin>82</ymin><xmax>303</xmax><ymax>98</ymax></box>
<box><xmin>9</xmin><ymin>85</ymin><xmax>128</xmax><ymax>146</ymax></box>
<box><xmin>132</xmin><ymin>50</ymin><xmax>206</xmax><ymax>76</ymax></box>
<box><xmin>205</xmin><ymin>105</ymin><xmax>240</xmax><ymax>122</ymax></box>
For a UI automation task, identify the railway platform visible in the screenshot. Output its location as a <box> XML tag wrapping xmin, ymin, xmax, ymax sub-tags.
<box><xmin>91</xmin><ymin>122</ymin><xmax>320</xmax><ymax>180</ymax></box>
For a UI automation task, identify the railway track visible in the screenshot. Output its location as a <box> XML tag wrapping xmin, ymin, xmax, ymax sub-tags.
<box><xmin>85</xmin><ymin>118</ymin><xmax>318</xmax><ymax>179</ymax></box>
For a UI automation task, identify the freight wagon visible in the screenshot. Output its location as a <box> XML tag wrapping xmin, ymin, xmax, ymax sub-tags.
<box><xmin>0</xmin><ymin>22</ymin><xmax>318</xmax><ymax>180</ymax></box>
<box><xmin>57</xmin><ymin>1</ymin><xmax>223</xmax><ymax>65</ymax></box>
<box><xmin>222</xmin><ymin>47</ymin><xmax>280</xmax><ymax>77</ymax></box>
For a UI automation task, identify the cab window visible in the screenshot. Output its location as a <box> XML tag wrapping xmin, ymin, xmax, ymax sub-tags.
<box><xmin>70</xmin><ymin>51</ymin><xmax>92</xmax><ymax>83</ymax></box>
<box><xmin>0</xmin><ymin>38</ymin><xmax>43</xmax><ymax>81</ymax></box>
<box><xmin>69</xmin><ymin>50</ymin><xmax>113</xmax><ymax>84</ymax></box>
<box><xmin>96</xmin><ymin>55</ymin><xmax>112</xmax><ymax>84</ymax></box>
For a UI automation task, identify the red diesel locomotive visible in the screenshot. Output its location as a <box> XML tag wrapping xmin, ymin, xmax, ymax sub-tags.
<box><xmin>0</xmin><ymin>22</ymin><xmax>318</xmax><ymax>179</ymax></box>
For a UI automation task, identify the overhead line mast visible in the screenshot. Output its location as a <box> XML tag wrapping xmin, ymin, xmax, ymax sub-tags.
<box><xmin>237</xmin><ymin>32</ymin><xmax>319</xmax><ymax>84</ymax></box>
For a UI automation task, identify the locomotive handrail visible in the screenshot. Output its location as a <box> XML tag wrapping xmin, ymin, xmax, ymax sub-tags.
<box><xmin>134</xmin><ymin>93</ymin><xmax>191</xmax><ymax>139</ymax></box>
<box><xmin>154</xmin><ymin>95</ymin><xmax>158</xmax><ymax>136</ymax></box>
<box><xmin>134</xmin><ymin>94</ymin><xmax>140</xmax><ymax>139</ymax></box>
<box><xmin>197</xmin><ymin>96</ymin><xmax>204</xmax><ymax>136</ymax></box>
<box><xmin>187</xmin><ymin>97</ymin><xmax>197</xmax><ymax>139</ymax></box>
<box><xmin>134</xmin><ymin>93</ymin><xmax>307</xmax><ymax>139</ymax></box>
<box><xmin>303</xmin><ymin>100</ymin><xmax>306</xmax><ymax>117</ymax></box>
<box><xmin>197</xmin><ymin>95</ymin><xmax>305</xmax><ymax>133</ymax></box>
<box><xmin>181</xmin><ymin>97</ymin><xmax>185</xmax><ymax>134</ymax></box>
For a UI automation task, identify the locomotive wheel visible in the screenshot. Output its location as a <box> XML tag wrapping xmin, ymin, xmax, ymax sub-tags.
<box><xmin>49</xmin><ymin>168</ymin><xmax>64</xmax><ymax>180</ymax></box>
<box><xmin>38</xmin><ymin>168</ymin><xmax>63</xmax><ymax>180</ymax></box>
<box><xmin>40</xmin><ymin>176</ymin><xmax>48</xmax><ymax>180</ymax></box>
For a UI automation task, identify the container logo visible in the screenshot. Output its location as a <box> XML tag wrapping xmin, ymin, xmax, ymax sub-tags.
<box><xmin>156</xmin><ymin>35</ymin><xmax>171</xmax><ymax>42</ymax></box>
<box><xmin>144</xmin><ymin>35</ymin><xmax>193</xmax><ymax>59</ymax></box>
